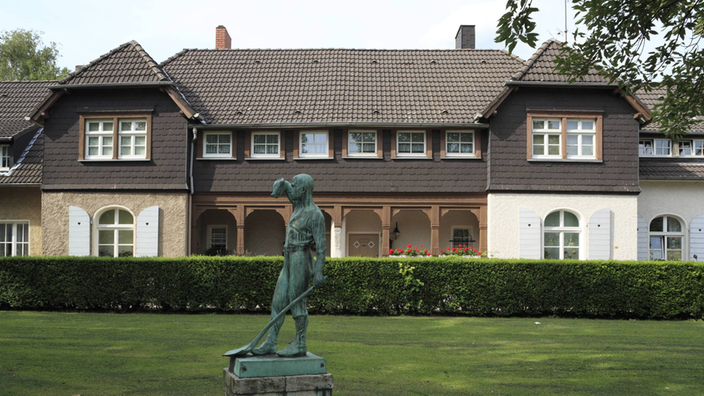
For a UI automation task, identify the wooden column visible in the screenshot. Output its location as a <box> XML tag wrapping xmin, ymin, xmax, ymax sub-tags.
<box><xmin>381</xmin><ymin>206</ymin><xmax>391</xmax><ymax>257</ymax></box>
<box><xmin>430</xmin><ymin>205</ymin><xmax>440</xmax><ymax>256</ymax></box>
<box><xmin>236</xmin><ymin>204</ymin><xmax>245</xmax><ymax>255</ymax></box>
<box><xmin>479</xmin><ymin>204</ymin><xmax>488</xmax><ymax>253</ymax></box>
<box><xmin>332</xmin><ymin>205</ymin><xmax>343</xmax><ymax>257</ymax></box>
<box><xmin>191</xmin><ymin>208</ymin><xmax>205</xmax><ymax>255</ymax></box>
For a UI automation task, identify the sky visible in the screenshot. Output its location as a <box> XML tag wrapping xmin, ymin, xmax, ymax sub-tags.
<box><xmin>0</xmin><ymin>0</ymin><xmax>578</xmax><ymax>70</ymax></box>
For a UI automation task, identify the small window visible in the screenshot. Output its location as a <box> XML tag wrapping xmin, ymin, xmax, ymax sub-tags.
<box><xmin>203</xmin><ymin>132</ymin><xmax>232</xmax><ymax>158</ymax></box>
<box><xmin>119</xmin><ymin>119</ymin><xmax>147</xmax><ymax>159</ymax></box>
<box><xmin>300</xmin><ymin>131</ymin><xmax>329</xmax><ymax>157</ymax></box>
<box><xmin>208</xmin><ymin>225</ymin><xmax>228</xmax><ymax>250</ymax></box>
<box><xmin>397</xmin><ymin>131</ymin><xmax>426</xmax><ymax>156</ymax></box>
<box><xmin>543</xmin><ymin>210</ymin><xmax>581</xmax><ymax>260</ymax></box>
<box><xmin>532</xmin><ymin>119</ymin><xmax>561</xmax><ymax>158</ymax></box>
<box><xmin>96</xmin><ymin>208</ymin><xmax>134</xmax><ymax>257</ymax></box>
<box><xmin>0</xmin><ymin>145</ymin><xmax>9</xmax><ymax>170</ymax></box>
<box><xmin>446</xmin><ymin>131</ymin><xmax>474</xmax><ymax>157</ymax></box>
<box><xmin>0</xmin><ymin>222</ymin><xmax>30</xmax><ymax>256</ymax></box>
<box><xmin>349</xmin><ymin>131</ymin><xmax>377</xmax><ymax>156</ymax></box>
<box><xmin>565</xmin><ymin>119</ymin><xmax>596</xmax><ymax>159</ymax></box>
<box><xmin>639</xmin><ymin>139</ymin><xmax>654</xmax><ymax>156</ymax></box>
<box><xmin>85</xmin><ymin>119</ymin><xmax>114</xmax><ymax>160</ymax></box>
<box><xmin>649</xmin><ymin>216</ymin><xmax>684</xmax><ymax>260</ymax></box>
<box><xmin>679</xmin><ymin>140</ymin><xmax>704</xmax><ymax>157</ymax></box>
<box><xmin>451</xmin><ymin>226</ymin><xmax>474</xmax><ymax>248</ymax></box>
<box><xmin>252</xmin><ymin>132</ymin><xmax>280</xmax><ymax>158</ymax></box>
<box><xmin>640</xmin><ymin>139</ymin><xmax>671</xmax><ymax>156</ymax></box>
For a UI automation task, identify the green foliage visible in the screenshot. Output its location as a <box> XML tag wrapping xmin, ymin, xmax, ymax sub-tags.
<box><xmin>495</xmin><ymin>0</ymin><xmax>704</xmax><ymax>138</ymax></box>
<box><xmin>1</xmin><ymin>256</ymin><xmax>703</xmax><ymax>319</ymax></box>
<box><xmin>0</xmin><ymin>29</ymin><xmax>70</xmax><ymax>80</ymax></box>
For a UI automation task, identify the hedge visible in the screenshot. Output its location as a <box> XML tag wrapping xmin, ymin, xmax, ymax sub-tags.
<box><xmin>1</xmin><ymin>256</ymin><xmax>703</xmax><ymax>319</ymax></box>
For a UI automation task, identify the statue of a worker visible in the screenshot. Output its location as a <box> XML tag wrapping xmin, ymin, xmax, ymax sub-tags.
<box><xmin>252</xmin><ymin>174</ymin><xmax>327</xmax><ymax>357</ymax></box>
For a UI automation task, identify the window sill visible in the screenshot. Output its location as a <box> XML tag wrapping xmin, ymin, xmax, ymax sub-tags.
<box><xmin>294</xmin><ymin>157</ymin><xmax>334</xmax><ymax>160</ymax></box>
<box><xmin>198</xmin><ymin>157</ymin><xmax>238</xmax><ymax>161</ymax></box>
<box><xmin>441</xmin><ymin>156</ymin><xmax>481</xmax><ymax>160</ymax></box>
<box><xmin>639</xmin><ymin>155</ymin><xmax>673</xmax><ymax>158</ymax></box>
<box><xmin>527</xmin><ymin>158</ymin><xmax>602</xmax><ymax>163</ymax></box>
<box><xmin>245</xmin><ymin>157</ymin><xmax>286</xmax><ymax>161</ymax></box>
<box><xmin>78</xmin><ymin>159</ymin><xmax>150</xmax><ymax>163</ymax></box>
<box><xmin>392</xmin><ymin>156</ymin><xmax>433</xmax><ymax>160</ymax></box>
<box><xmin>342</xmin><ymin>156</ymin><xmax>384</xmax><ymax>160</ymax></box>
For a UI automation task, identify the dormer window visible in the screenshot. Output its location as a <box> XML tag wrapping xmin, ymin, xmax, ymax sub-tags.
<box><xmin>203</xmin><ymin>131</ymin><xmax>233</xmax><ymax>158</ymax></box>
<box><xmin>397</xmin><ymin>131</ymin><xmax>426</xmax><ymax>156</ymax></box>
<box><xmin>526</xmin><ymin>113</ymin><xmax>602</xmax><ymax>161</ymax></box>
<box><xmin>679</xmin><ymin>140</ymin><xmax>704</xmax><ymax>157</ymax></box>
<box><xmin>639</xmin><ymin>139</ymin><xmax>671</xmax><ymax>157</ymax></box>
<box><xmin>119</xmin><ymin>120</ymin><xmax>148</xmax><ymax>159</ymax></box>
<box><xmin>85</xmin><ymin>119</ymin><xmax>114</xmax><ymax>160</ymax></box>
<box><xmin>0</xmin><ymin>144</ymin><xmax>9</xmax><ymax>171</ymax></box>
<box><xmin>80</xmin><ymin>114</ymin><xmax>151</xmax><ymax>161</ymax></box>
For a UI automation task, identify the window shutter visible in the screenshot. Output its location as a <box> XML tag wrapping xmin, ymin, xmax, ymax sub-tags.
<box><xmin>519</xmin><ymin>208</ymin><xmax>541</xmax><ymax>259</ymax></box>
<box><xmin>136</xmin><ymin>206</ymin><xmax>160</xmax><ymax>257</ymax></box>
<box><xmin>588</xmin><ymin>208</ymin><xmax>611</xmax><ymax>260</ymax></box>
<box><xmin>69</xmin><ymin>206</ymin><xmax>91</xmax><ymax>256</ymax></box>
<box><xmin>637</xmin><ymin>215</ymin><xmax>648</xmax><ymax>261</ymax></box>
<box><xmin>689</xmin><ymin>214</ymin><xmax>704</xmax><ymax>262</ymax></box>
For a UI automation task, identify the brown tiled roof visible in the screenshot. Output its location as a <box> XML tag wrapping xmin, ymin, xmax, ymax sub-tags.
<box><xmin>59</xmin><ymin>41</ymin><xmax>169</xmax><ymax>86</ymax></box>
<box><xmin>511</xmin><ymin>40</ymin><xmax>610</xmax><ymax>83</ymax></box>
<box><xmin>0</xmin><ymin>81</ymin><xmax>54</xmax><ymax>138</ymax></box>
<box><xmin>636</xmin><ymin>86</ymin><xmax>704</xmax><ymax>133</ymax></box>
<box><xmin>0</xmin><ymin>128</ymin><xmax>43</xmax><ymax>184</ymax></box>
<box><xmin>161</xmin><ymin>48</ymin><xmax>524</xmax><ymax>125</ymax></box>
<box><xmin>640</xmin><ymin>158</ymin><xmax>704</xmax><ymax>180</ymax></box>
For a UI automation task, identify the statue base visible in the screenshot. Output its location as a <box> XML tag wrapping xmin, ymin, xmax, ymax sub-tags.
<box><xmin>224</xmin><ymin>368</ymin><xmax>333</xmax><ymax>396</ymax></box>
<box><xmin>228</xmin><ymin>352</ymin><xmax>327</xmax><ymax>378</ymax></box>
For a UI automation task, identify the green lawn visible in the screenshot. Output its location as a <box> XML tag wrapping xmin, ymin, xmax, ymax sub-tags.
<box><xmin>0</xmin><ymin>312</ymin><xmax>702</xmax><ymax>395</ymax></box>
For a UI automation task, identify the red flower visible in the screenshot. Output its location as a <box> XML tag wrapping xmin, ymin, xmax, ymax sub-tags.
<box><xmin>407</xmin><ymin>244</ymin><xmax>412</xmax><ymax>248</ymax></box>
<box><xmin>424</xmin><ymin>250</ymin><xmax>428</xmax><ymax>254</ymax></box>
<box><xmin>427</xmin><ymin>253</ymin><xmax>431</xmax><ymax>257</ymax></box>
<box><xmin>420</xmin><ymin>244</ymin><xmax>424</xmax><ymax>247</ymax></box>
<box><xmin>389</xmin><ymin>249</ymin><xmax>393</xmax><ymax>254</ymax></box>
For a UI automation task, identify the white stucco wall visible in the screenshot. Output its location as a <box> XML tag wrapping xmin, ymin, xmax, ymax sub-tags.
<box><xmin>488</xmin><ymin>192</ymin><xmax>638</xmax><ymax>260</ymax></box>
<box><xmin>638</xmin><ymin>181</ymin><xmax>704</xmax><ymax>227</ymax></box>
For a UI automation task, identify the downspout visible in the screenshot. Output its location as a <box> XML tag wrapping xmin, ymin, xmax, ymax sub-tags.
<box><xmin>187</xmin><ymin>127</ymin><xmax>197</xmax><ymax>255</ymax></box>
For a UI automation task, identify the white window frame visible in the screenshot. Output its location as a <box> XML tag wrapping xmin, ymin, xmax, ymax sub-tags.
<box><xmin>0</xmin><ymin>144</ymin><xmax>9</xmax><ymax>170</ymax></box>
<box><xmin>348</xmin><ymin>130</ymin><xmax>377</xmax><ymax>157</ymax></box>
<box><xmin>531</xmin><ymin>119</ymin><xmax>562</xmax><ymax>158</ymax></box>
<box><xmin>118</xmin><ymin>119</ymin><xmax>148</xmax><ymax>159</ymax></box>
<box><xmin>207</xmin><ymin>225</ymin><xmax>228</xmax><ymax>250</ymax></box>
<box><xmin>397</xmin><ymin>131</ymin><xmax>426</xmax><ymax>157</ymax></box>
<box><xmin>679</xmin><ymin>139</ymin><xmax>704</xmax><ymax>157</ymax></box>
<box><xmin>639</xmin><ymin>138</ymin><xmax>671</xmax><ymax>157</ymax></box>
<box><xmin>450</xmin><ymin>225</ymin><xmax>474</xmax><ymax>249</ymax></box>
<box><xmin>94</xmin><ymin>206</ymin><xmax>135</xmax><ymax>258</ymax></box>
<box><xmin>565</xmin><ymin>119</ymin><xmax>596</xmax><ymax>159</ymax></box>
<box><xmin>0</xmin><ymin>221</ymin><xmax>30</xmax><ymax>257</ymax></box>
<box><xmin>543</xmin><ymin>210</ymin><xmax>582</xmax><ymax>260</ymax></box>
<box><xmin>203</xmin><ymin>131</ymin><xmax>232</xmax><ymax>158</ymax></box>
<box><xmin>299</xmin><ymin>130</ymin><xmax>329</xmax><ymax>158</ymax></box>
<box><xmin>251</xmin><ymin>131</ymin><xmax>281</xmax><ymax>158</ymax></box>
<box><xmin>85</xmin><ymin>119</ymin><xmax>115</xmax><ymax>160</ymax></box>
<box><xmin>649</xmin><ymin>216</ymin><xmax>685</xmax><ymax>261</ymax></box>
<box><xmin>445</xmin><ymin>131</ymin><xmax>475</xmax><ymax>157</ymax></box>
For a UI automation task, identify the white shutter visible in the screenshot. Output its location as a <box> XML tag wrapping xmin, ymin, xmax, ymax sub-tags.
<box><xmin>588</xmin><ymin>208</ymin><xmax>611</xmax><ymax>260</ymax></box>
<box><xmin>637</xmin><ymin>215</ymin><xmax>648</xmax><ymax>261</ymax></box>
<box><xmin>519</xmin><ymin>207</ymin><xmax>541</xmax><ymax>259</ymax></box>
<box><xmin>689</xmin><ymin>215</ymin><xmax>704</xmax><ymax>262</ymax></box>
<box><xmin>136</xmin><ymin>206</ymin><xmax>160</xmax><ymax>257</ymax></box>
<box><xmin>68</xmin><ymin>206</ymin><xmax>91</xmax><ymax>256</ymax></box>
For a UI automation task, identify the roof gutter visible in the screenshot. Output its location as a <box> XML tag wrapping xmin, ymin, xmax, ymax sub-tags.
<box><xmin>47</xmin><ymin>81</ymin><xmax>174</xmax><ymax>90</ymax></box>
<box><xmin>505</xmin><ymin>81</ymin><xmax>618</xmax><ymax>88</ymax></box>
<box><xmin>194</xmin><ymin>121</ymin><xmax>491</xmax><ymax>130</ymax></box>
<box><xmin>0</xmin><ymin>137</ymin><xmax>12</xmax><ymax>143</ymax></box>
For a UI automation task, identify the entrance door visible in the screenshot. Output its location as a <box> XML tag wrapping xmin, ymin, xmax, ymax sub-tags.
<box><xmin>347</xmin><ymin>234</ymin><xmax>379</xmax><ymax>257</ymax></box>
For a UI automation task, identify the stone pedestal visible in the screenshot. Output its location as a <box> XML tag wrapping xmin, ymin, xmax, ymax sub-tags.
<box><xmin>224</xmin><ymin>353</ymin><xmax>333</xmax><ymax>395</ymax></box>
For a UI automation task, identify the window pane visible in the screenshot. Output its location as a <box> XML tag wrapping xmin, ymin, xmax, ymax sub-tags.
<box><xmin>218</xmin><ymin>144</ymin><xmax>230</xmax><ymax>154</ymax></box>
<box><xmin>544</xmin><ymin>247</ymin><xmax>559</xmax><ymax>259</ymax></box>
<box><xmin>266</xmin><ymin>134</ymin><xmax>278</xmax><ymax>144</ymax></box>
<box><xmin>118</xmin><ymin>246</ymin><xmax>133</xmax><ymax>257</ymax></box>
<box><xmin>564</xmin><ymin>247</ymin><xmax>579</xmax><ymax>259</ymax></box>
<box><xmin>533</xmin><ymin>145</ymin><xmax>544</xmax><ymax>156</ymax></box>
<box><xmin>547</xmin><ymin>120</ymin><xmax>560</xmax><ymax>129</ymax></box>
<box><xmin>533</xmin><ymin>135</ymin><xmax>544</xmax><ymax>144</ymax></box>
<box><xmin>650</xmin><ymin>236</ymin><xmax>663</xmax><ymax>250</ymax></box>
<box><xmin>545</xmin><ymin>212</ymin><xmax>560</xmax><ymax>227</ymax></box>
<box><xmin>667</xmin><ymin>236</ymin><xmax>682</xmax><ymax>250</ymax></box>
<box><xmin>667</xmin><ymin>250</ymin><xmax>682</xmax><ymax>261</ymax></box>
<box><xmin>349</xmin><ymin>142</ymin><xmax>361</xmax><ymax>153</ymax></box>
<box><xmin>135</xmin><ymin>136</ymin><xmax>145</xmax><ymax>146</ymax></box>
<box><xmin>135</xmin><ymin>121</ymin><xmax>146</xmax><ymax>131</ymax></box>
<box><xmin>205</xmin><ymin>144</ymin><xmax>217</xmax><ymax>154</ymax></box>
<box><xmin>398</xmin><ymin>133</ymin><xmax>410</xmax><ymax>142</ymax></box>
<box><xmin>566</xmin><ymin>121</ymin><xmax>578</xmax><ymax>130</ymax></box>
<box><xmin>447</xmin><ymin>133</ymin><xmax>459</xmax><ymax>143</ymax></box>
<box><xmin>88</xmin><ymin>122</ymin><xmax>100</xmax><ymax>132</ymax></box>
<box><xmin>206</xmin><ymin>134</ymin><xmax>218</xmax><ymax>143</ymax></box>
<box><xmin>301</xmin><ymin>144</ymin><xmax>309</xmax><ymax>154</ymax></box>
<box><xmin>349</xmin><ymin>132</ymin><xmax>361</xmax><ymax>142</ymax></box>
<box><xmin>88</xmin><ymin>137</ymin><xmax>99</xmax><ymax>146</ymax></box>
<box><xmin>532</xmin><ymin>120</ymin><xmax>544</xmax><ymax>130</ymax></box>
<box><xmin>301</xmin><ymin>134</ymin><xmax>309</xmax><ymax>144</ymax></box>
<box><xmin>99</xmin><ymin>246</ymin><xmax>114</xmax><ymax>257</ymax></box>
<box><xmin>121</xmin><ymin>121</ymin><xmax>132</xmax><ymax>131</ymax></box>
<box><xmin>266</xmin><ymin>145</ymin><xmax>278</xmax><ymax>154</ymax></box>
<box><xmin>564</xmin><ymin>233</ymin><xmax>579</xmax><ymax>246</ymax></box>
<box><xmin>99</xmin><ymin>210</ymin><xmax>115</xmax><ymax>225</ymax></box>
<box><xmin>89</xmin><ymin>147</ymin><xmax>99</xmax><ymax>156</ymax></box>
<box><xmin>102</xmin><ymin>147</ymin><xmax>112</xmax><ymax>156</ymax></box>
<box><xmin>363</xmin><ymin>143</ymin><xmax>375</xmax><ymax>152</ymax></box>
<box><xmin>253</xmin><ymin>134</ymin><xmax>265</xmax><ymax>143</ymax></box>
<box><xmin>363</xmin><ymin>132</ymin><xmax>375</xmax><ymax>142</ymax></box>
<box><xmin>121</xmin><ymin>136</ymin><xmax>131</xmax><ymax>146</ymax></box>
<box><xmin>583</xmin><ymin>135</ymin><xmax>593</xmax><ymax>145</ymax></box>
<box><xmin>567</xmin><ymin>135</ymin><xmax>578</xmax><ymax>145</ymax></box>
<box><xmin>548</xmin><ymin>145</ymin><xmax>559</xmax><ymax>155</ymax></box>
<box><xmin>582</xmin><ymin>121</ymin><xmax>594</xmax><ymax>130</ymax></box>
<box><xmin>118</xmin><ymin>210</ymin><xmax>133</xmax><ymax>225</ymax></box>
<box><xmin>253</xmin><ymin>145</ymin><xmax>265</xmax><ymax>154</ymax></box>
<box><xmin>121</xmin><ymin>146</ymin><xmax>132</xmax><ymax>156</ymax></box>
<box><xmin>448</xmin><ymin>143</ymin><xmax>459</xmax><ymax>153</ymax></box>
<box><xmin>567</xmin><ymin>146</ymin><xmax>578</xmax><ymax>156</ymax></box>
<box><xmin>314</xmin><ymin>144</ymin><xmax>326</xmax><ymax>154</ymax></box>
<box><xmin>314</xmin><ymin>133</ymin><xmax>326</xmax><ymax>144</ymax></box>
<box><xmin>460</xmin><ymin>143</ymin><xmax>472</xmax><ymax>153</ymax></box>
<box><xmin>667</xmin><ymin>217</ymin><xmax>682</xmax><ymax>232</ymax></box>
<box><xmin>118</xmin><ymin>230</ymin><xmax>133</xmax><ymax>244</ymax></box>
<box><xmin>564</xmin><ymin>212</ymin><xmax>579</xmax><ymax>227</ymax></box>
<box><xmin>548</xmin><ymin>135</ymin><xmax>560</xmax><ymax>145</ymax></box>
<box><xmin>103</xmin><ymin>122</ymin><xmax>113</xmax><ymax>131</ymax></box>
<box><xmin>650</xmin><ymin>217</ymin><xmax>663</xmax><ymax>232</ymax></box>
<box><xmin>583</xmin><ymin>146</ymin><xmax>593</xmax><ymax>156</ymax></box>
<box><xmin>460</xmin><ymin>132</ymin><xmax>473</xmax><ymax>142</ymax></box>
<box><xmin>412</xmin><ymin>133</ymin><xmax>424</xmax><ymax>142</ymax></box>
<box><xmin>398</xmin><ymin>143</ymin><xmax>410</xmax><ymax>153</ymax></box>
<box><xmin>219</xmin><ymin>134</ymin><xmax>231</xmax><ymax>144</ymax></box>
<box><xmin>99</xmin><ymin>230</ymin><xmax>114</xmax><ymax>244</ymax></box>
<box><xmin>103</xmin><ymin>137</ymin><xmax>113</xmax><ymax>146</ymax></box>
<box><xmin>411</xmin><ymin>143</ymin><xmax>424</xmax><ymax>153</ymax></box>
<box><xmin>544</xmin><ymin>232</ymin><xmax>560</xmax><ymax>246</ymax></box>
<box><xmin>135</xmin><ymin>147</ymin><xmax>145</xmax><ymax>155</ymax></box>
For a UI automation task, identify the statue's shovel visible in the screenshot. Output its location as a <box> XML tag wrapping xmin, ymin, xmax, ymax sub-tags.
<box><xmin>223</xmin><ymin>278</ymin><xmax>325</xmax><ymax>357</ymax></box>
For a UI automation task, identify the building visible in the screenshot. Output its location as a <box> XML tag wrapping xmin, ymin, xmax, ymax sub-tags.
<box><xmin>1</xmin><ymin>25</ymin><xmax>702</xmax><ymax>261</ymax></box>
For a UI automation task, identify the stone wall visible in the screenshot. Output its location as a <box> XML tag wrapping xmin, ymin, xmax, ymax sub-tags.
<box><xmin>0</xmin><ymin>187</ymin><xmax>42</xmax><ymax>256</ymax></box>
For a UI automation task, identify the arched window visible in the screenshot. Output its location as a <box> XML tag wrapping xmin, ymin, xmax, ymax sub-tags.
<box><xmin>649</xmin><ymin>216</ymin><xmax>683</xmax><ymax>260</ymax></box>
<box><xmin>544</xmin><ymin>210</ymin><xmax>581</xmax><ymax>259</ymax></box>
<box><xmin>96</xmin><ymin>208</ymin><xmax>134</xmax><ymax>257</ymax></box>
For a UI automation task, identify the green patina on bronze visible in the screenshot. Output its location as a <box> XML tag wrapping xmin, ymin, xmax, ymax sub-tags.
<box><xmin>224</xmin><ymin>174</ymin><xmax>327</xmax><ymax>359</ymax></box>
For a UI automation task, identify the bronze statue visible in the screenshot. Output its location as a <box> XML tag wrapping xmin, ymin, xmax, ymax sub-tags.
<box><xmin>224</xmin><ymin>174</ymin><xmax>327</xmax><ymax>358</ymax></box>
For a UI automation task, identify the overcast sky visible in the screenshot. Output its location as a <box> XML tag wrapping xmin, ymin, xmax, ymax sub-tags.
<box><xmin>0</xmin><ymin>0</ymin><xmax>577</xmax><ymax>69</ymax></box>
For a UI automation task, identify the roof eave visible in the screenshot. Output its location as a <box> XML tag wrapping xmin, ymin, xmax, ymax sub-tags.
<box><xmin>48</xmin><ymin>81</ymin><xmax>174</xmax><ymax>90</ymax></box>
<box><xmin>194</xmin><ymin>121</ymin><xmax>491</xmax><ymax>130</ymax></box>
<box><xmin>505</xmin><ymin>81</ymin><xmax>618</xmax><ymax>88</ymax></box>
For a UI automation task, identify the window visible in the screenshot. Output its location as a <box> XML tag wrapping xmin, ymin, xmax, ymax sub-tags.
<box><xmin>203</xmin><ymin>132</ymin><xmax>232</xmax><ymax>158</ymax></box>
<box><xmin>397</xmin><ymin>131</ymin><xmax>426</xmax><ymax>156</ymax></box>
<box><xmin>451</xmin><ymin>226</ymin><xmax>474</xmax><ymax>248</ymax></box>
<box><xmin>208</xmin><ymin>225</ymin><xmax>228</xmax><ymax>251</ymax></box>
<box><xmin>85</xmin><ymin>119</ymin><xmax>114</xmax><ymax>160</ymax></box>
<box><xmin>446</xmin><ymin>131</ymin><xmax>474</xmax><ymax>157</ymax></box>
<box><xmin>0</xmin><ymin>222</ymin><xmax>29</xmax><ymax>256</ymax></box>
<box><xmin>679</xmin><ymin>140</ymin><xmax>704</xmax><ymax>157</ymax></box>
<box><xmin>0</xmin><ymin>145</ymin><xmax>9</xmax><ymax>170</ymax></box>
<box><xmin>251</xmin><ymin>132</ymin><xmax>280</xmax><ymax>158</ymax></box>
<box><xmin>300</xmin><ymin>131</ymin><xmax>329</xmax><ymax>157</ymax></box>
<box><xmin>119</xmin><ymin>120</ymin><xmax>147</xmax><ymax>159</ymax></box>
<box><xmin>543</xmin><ymin>210</ymin><xmax>581</xmax><ymax>260</ymax></box>
<box><xmin>348</xmin><ymin>131</ymin><xmax>377</xmax><ymax>156</ymax></box>
<box><xmin>639</xmin><ymin>139</ymin><xmax>671</xmax><ymax>157</ymax></box>
<box><xmin>96</xmin><ymin>208</ymin><xmax>134</xmax><ymax>257</ymax></box>
<box><xmin>531</xmin><ymin>119</ymin><xmax>562</xmax><ymax>158</ymax></box>
<box><xmin>649</xmin><ymin>216</ymin><xmax>684</xmax><ymax>261</ymax></box>
<box><xmin>566</xmin><ymin>119</ymin><xmax>595</xmax><ymax>159</ymax></box>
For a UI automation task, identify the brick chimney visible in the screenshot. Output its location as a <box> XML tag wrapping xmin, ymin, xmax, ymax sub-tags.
<box><xmin>455</xmin><ymin>25</ymin><xmax>475</xmax><ymax>49</ymax></box>
<box><xmin>216</xmin><ymin>25</ymin><xmax>231</xmax><ymax>49</ymax></box>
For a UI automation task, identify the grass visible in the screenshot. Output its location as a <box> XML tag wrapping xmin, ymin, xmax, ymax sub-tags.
<box><xmin>0</xmin><ymin>312</ymin><xmax>703</xmax><ymax>395</ymax></box>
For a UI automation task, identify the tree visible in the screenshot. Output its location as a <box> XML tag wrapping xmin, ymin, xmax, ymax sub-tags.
<box><xmin>0</xmin><ymin>29</ymin><xmax>69</xmax><ymax>81</ymax></box>
<box><xmin>496</xmin><ymin>0</ymin><xmax>704</xmax><ymax>138</ymax></box>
